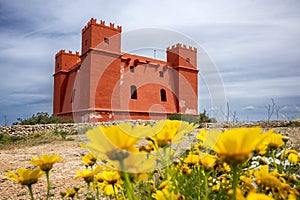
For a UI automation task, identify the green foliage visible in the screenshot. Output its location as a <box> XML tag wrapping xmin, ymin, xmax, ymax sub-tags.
<box><xmin>52</xmin><ymin>129</ymin><xmax>70</xmax><ymax>141</ymax></box>
<box><xmin>168</xmin><ymin>110</ymin><xmax>215</xmax><ymax>125</ymax></box>
<box><xmin>0</xmin><ymin>132</ymin><xmax>11</xmax><ymax>144</ymax></box>
<box><xmin>13</xmin><ymin>112</ymin><xmax>74</xmax><ymax>125</ymax></box>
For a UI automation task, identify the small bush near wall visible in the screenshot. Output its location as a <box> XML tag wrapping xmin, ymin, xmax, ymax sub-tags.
<box><xmin>13</xmin><ymin>112</ymin><xmax>74</xmax><ymax>125</ymax></box>
<box><xmin>168</xmin><ymin>110</ymin><xmax>215</xmax><ymax>125</ymax></box>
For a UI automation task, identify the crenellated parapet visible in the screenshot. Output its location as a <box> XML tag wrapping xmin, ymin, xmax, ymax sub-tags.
<box><xmin>82</xmin><ymin>18</ymin><xmax>122</xmax><ymax>33</ymax></box>
<box><xmin>167</xmin><ymin>43</ymin><xmax>197</xmax><ymax>52</ymax></box>
<box><xmin>55</xmin><ymin>50</ymin><xmax>80</xmax><ymax>57</ymax></box>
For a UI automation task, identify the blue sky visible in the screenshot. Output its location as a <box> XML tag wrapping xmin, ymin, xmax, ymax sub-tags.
<box><xmin>0</xmin><ymin>0</ymin><xmax>300</xmax><ymax>125</ymax></box>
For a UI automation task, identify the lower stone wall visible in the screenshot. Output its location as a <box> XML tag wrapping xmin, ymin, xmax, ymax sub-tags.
<box><xmin>0</xmin><ymin>120</ymin><xmax>297</xmax><ymax>137</ymax></box>
<box><xmin>0</xmin><ymin>120</ymin><xmax>155</xmax><ymax>137</ymax></box>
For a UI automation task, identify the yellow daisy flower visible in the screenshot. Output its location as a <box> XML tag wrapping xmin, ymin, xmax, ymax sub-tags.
<box><xmin>82</xmin><ymin>152</ymin><xmax>97</xmax><ymax>167</ymax></box>
<box><xmin>264</xmin><ymin>130</ymin><xmax>285</xmax><ymax>148</ymax></box>
<box><xmin>96</xmin><ymin>171</ymin><xmax>123</xmax><ymax>195</ymax></box>
<box><xmin>286</xmin><ymin>150</ymin><xmax>299</xmax><ymax>164</ymax></box>
<box><xmin>184</xmin><ymin>153</ymin><xmax>200</xmax><ymax>166</ymax></box>
<box><xmin>65</xmin><ymin>187</ymin><xmax>76</xmax><ymax>198</ymax></box>
<box><xmin>86</xmin><ymin>122</ymin><xmax>150</xmax><ymax>160</ymax></box>
<box><xmin>203</xmin><ymin>127</ymin><xmax>268</xmax><ymax>164</ymax></box>
<box><xmin>76</xmin><ymin>165</ymin><xmax>102</xmax><ymax>184</ymax></box>
<box><xmin>246</xmin><ymin>191</ymin><xmax>274</xmax><ymax>200</ymax></box>
<box><xmin>97</xmin><ymin>170</ymin><xmax>121</xmax><ymax>185</ymax></box>
<box><xmin>29</xmin><ymin>154</ymin><xmax>62</xmax><ymax>172</ymax></box>
<box><xmin>152</xmin><ymin>188</ymin><xmax>181</xmax><ymax>200</ymax></box>
<box><xmin>3</xmin><ymin>167</ymin><xmax>43</xmax><ymax>186</ymax></box>
<box><xmin>150</xmin><ymin>120</ymin><xmax>196</xmax><ymax>148</ymax></box>
<box><xmin>200</xmin><ymin>154</ymin><xmax>217</xmax><ymax>171</ymax></box>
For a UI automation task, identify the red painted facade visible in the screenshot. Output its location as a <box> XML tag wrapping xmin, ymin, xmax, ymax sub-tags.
<box><xmin>53</xmin><ymin>18</ymin><xmax>198</xmax><ymax>122</ymax></box>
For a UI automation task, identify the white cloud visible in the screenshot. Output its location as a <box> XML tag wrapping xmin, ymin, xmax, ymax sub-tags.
<box><xmin>242</xmin><ymin>106</ymin><xmax>255</xmax><ymax>110</ymax></box>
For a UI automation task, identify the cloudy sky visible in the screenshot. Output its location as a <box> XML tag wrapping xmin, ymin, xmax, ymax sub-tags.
<box><xmin>0</xmin><ymin>0</ymin><xmax>299</xmax><ymax>125</ymax></box>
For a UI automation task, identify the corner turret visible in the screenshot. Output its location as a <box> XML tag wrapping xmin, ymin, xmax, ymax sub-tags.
<box><xmin>81</xmin><ymin>18</ymin><xmax>122</xmax><ymax>55</ymax></box>
<box><xmin>55</xmin><ymin>50</ymin><xmax>80</xmax><ymax>73</ymax></box>
<box><xmin>166</xmin><ymin>43</ymin><xmax>197</xmax><ymax>68</ymax></box>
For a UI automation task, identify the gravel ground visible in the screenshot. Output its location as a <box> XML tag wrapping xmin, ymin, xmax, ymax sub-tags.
<box><xmin>0</xmin><ymin>127</ymin><xmax>299</xmax><ymax>200</ymax></box>
<box><xmin>0</xmin><ymin>135</ymin><xmax>88</xmax><ymax>200</ymax></box>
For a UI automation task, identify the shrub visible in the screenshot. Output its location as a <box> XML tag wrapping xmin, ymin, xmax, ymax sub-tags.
<box><xmin>0</xmin><ymin>132</ymin><xmax>11</xmax><ymax>144</ymax></box>
<box><xmin>13</xmin><ymin>112</ymin><xmax>74</xmax><ymax>125</ymax></box>
<box><xmin>168</xmin><ymin>110</ymin><xmax>215</xmax><ymax>125</ymax></box>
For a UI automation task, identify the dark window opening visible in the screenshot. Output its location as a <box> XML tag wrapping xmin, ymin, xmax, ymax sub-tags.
<box><xmin>85</xmin><ymin>39</ymin><xmax>88</xmax><ymax>46</ymax></box>
<box><xmin>186</xmin><ymin>57</ymin><xmax>190</xmax><ymax>63</ymax></box>
<box><xmin>130</xmin><ymin>66</ymin><xmax>135</xmax><ymax>73</ymax></box>
<box><xmin>160</xmin><ymin>89</ymin><xmax>167</xmax><ymax>102</ymax></box>
<box><xmin>131</xmin><ymin>85</ymin><xmax>137</xmax><ymax>99</ymax></box>
<box><xmin>159</xmin><ymin>71</ymin><xmax>164</xmax><ymax>77</ymax></box>
<box><xmin>104</xmin><ymin>38</ymin><xmax>109</xmax><ymax>44</ymax></box>
<box><xmin>57</xmin><ymin>63</ymin><xmax>60</xmax><ymax>69</ymax></box>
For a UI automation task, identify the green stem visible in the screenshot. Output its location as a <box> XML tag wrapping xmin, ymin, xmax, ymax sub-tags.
<box><xmin>272</xmin><ymin>150</ymin><xmax>278</xmax><ymax>171</ymax></box>
<box><xmin>45</xmin><ymin>170</ymin><xmax>51</xmax><ymax>200</ymax></box>
<box><xmin>27</xmin><ymin>184</ymin><xmax>34</xmax><ymax>200</ymax></box>
<box><xmin>119</xmin><ymin>159</ymin><xmax>135</xmax><ymax>200</ymax></box>
<box><xmin>163</xmin><ymin>147</ymin><xmax>171</xmax><ymax>180</ymax></box>
<box><xmin>231</xmin><ymin>164</ymin><xmax>239</xmax><ymax>200</ymax></box>
<box><xmin>96</xmin><ymin>186</ymin><xmax>100</xmax><ymax>200</ymax></box>
<box><xmin>112</xmin><ymin>184</ymin><xmax>118</xmax><ymax>198</ymax></box>
<box><xmin>86</xmin><ymin>182</ymin><xmax>91</xmax><ymax>197</ymax></box>
<box><xmin>201</xmin><ymin>169</ymin><xmax>209</xmax><ymax>200</ymax></box>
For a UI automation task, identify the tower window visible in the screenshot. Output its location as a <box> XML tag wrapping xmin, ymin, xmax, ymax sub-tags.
<box><xmin>159</xmin><ymin>71</ymin><xmax>164</xmax><ymax>77</ymax></box>
<box><xmin>85</xmin><ymin>39</ymin><xmax>88</xmax><ymax>46</ymax></box>
<box><xmin>104</xmin><ymin>38</ymin><xmax>109</xmax><ymax>44</ymax></box>
<box><xmin>130</xmin><ymin>66</ymin><xmax>135</xmax><ymax>73</ymax></box>
<box><xmin>186</xmin><ymin>57</ymin><xmax>190</xmax><ymax>63</ymax></box>
<box><xmin>57</xmin><ymin>63</ymin><xmax>60</xmax><ymax>69</ymax></box>
<box><xmin>160</xmin><ymin>89</ymin><xmax>167</xmax><ymax>102</ymax></box>
<box><xmin>131</xmin><ymin>85</ymin><xmax>137</xmax><ymax>99</ymax></box>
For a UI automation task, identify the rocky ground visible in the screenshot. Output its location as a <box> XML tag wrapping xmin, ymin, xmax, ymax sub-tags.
<box><xmin>0</xmin><ymin>127</ymin><xmax>299</xmax><ymax>200</ymax></box>
<box><xmin>0</xmin><ymin>135</ymin><xmax>89</xmax><ymax>200</ymax></box>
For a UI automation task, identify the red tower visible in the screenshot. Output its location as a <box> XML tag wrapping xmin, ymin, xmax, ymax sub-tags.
<box><xmin>53</xmin><ymin>18</ymin><xmax>198</xmax><ymax>122</ymax></box>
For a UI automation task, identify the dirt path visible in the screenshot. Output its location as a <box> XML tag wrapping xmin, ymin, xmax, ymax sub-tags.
<box><xmin>0</xmin><ymin>135</ymin><xmax>88</xmax><ymax>200</ymax></box>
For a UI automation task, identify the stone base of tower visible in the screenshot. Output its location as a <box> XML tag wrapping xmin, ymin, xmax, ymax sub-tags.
<box><xmin>57</xmin><ymin>109</ymin><xmax>171</xmax><ymax>123</ymax></box>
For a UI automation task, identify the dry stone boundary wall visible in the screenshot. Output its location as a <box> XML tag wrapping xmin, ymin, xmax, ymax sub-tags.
<box><xmin>0</xmin><ymin>120</ymin><xmax>296</xmax><ymax>137</ymax></box>
<box><xmin>0</xmin><ymin>121</ymin><xmax>155</xmax><ymax>137</ymax></box>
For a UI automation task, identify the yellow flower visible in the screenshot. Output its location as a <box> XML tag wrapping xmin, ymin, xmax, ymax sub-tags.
<box><xmin>196</xmin><ymin>129</ymin><xmax>208</xmax><ymax>142</ymax></box>
<box><xmin>203</xmin><ymin>127</ymin><xmax>268</xmax><ymax>164</ymax></box>
<box><xmin>76</xmin><ymin>165</ymin><xmax>102</xmax><ymax>183</ymax></box>
<box><xmin>254</xmin><ymin>165</ymin><xmax>282</xmax><ymax>188</ymax></box>
<box><xmin>200</xmin><ymin>154</ymin><xmax>217</xmax><ymax>171</ymax></box>
<box><xmin>139</xmin><ymin>142</ymin><xmax>155</xmax><ymax>153</ymax></box>
<box><xmin>86</xmin><ymin>123</ymin><xmax>150</xmax><ymax>160</ymax></box>
<box><xmin>264</xmin><ymin>130</ymin><xmax>285</xmax><ymax>148</ymax></box>
<box><xmin>246</xmin><ymin>191</ymin><xmax>274</xmax><ymax>200</ymax></box>
<box><xmin>3</xmin><ymin>167</ymin><xmax>43</xmax><ymax>186</ymax></box>
<box><xmin>152</xmin><ymin>188</ymin><xmax>181</xmax><ymax>200</ymax></box>
<box><xmin>253</xmin><ymin>164</ymin><xmax>296</xmax><ymax>198</ymax></box>
<box><xmin>82</xmin><ymin>152</ymin><xmax>97</xmax><ymax>167</ymax></box>
<box><xmin>97</xmin><ymin>170</ymin><xmax>121</xmax><ymax>185</ymax></box>
<box><xmin>29</xmin><ymin>154</ymin><xmax>62</xmax><ymax>172</ymax></box>
<box><xmin>65</xmin><ymin>187</ymin><xmax>76</xmax><ymax>198</ymax></box>
<box><xmin>149</xmin><ymin>120</ymin><xmax>196</xmax><ymax>148</ymax></box>
<box><xmin>286</xmin><ymin>150</ymin><xmax>299</xmax><ymax>164</ymax></box>
<box><xmin>116</xmin><ymin>152</ymin><xmax>157</xmax><ymax>173</ymax></box>
<box><xmin>184</xmin><ymin>153</ymin><xmax>200</xmax><ymax>166</ymax></box>
<box><xmin>240</xmin><ymin>175</ymin><xmax>256</xmax><ymax>191</ymax></box>
<box><xmin>96</xmin><ymin>171</ymin><xmax>123</xmax><ymax>195</ymax></box>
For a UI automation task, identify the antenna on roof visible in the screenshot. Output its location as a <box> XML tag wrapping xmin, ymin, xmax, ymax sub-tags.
<box><xmin>154</xmin><ymin>49</ymin><xmax>156</xmax><ymax>58</ymax></box>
